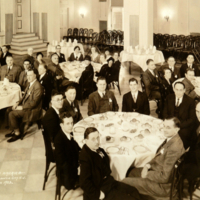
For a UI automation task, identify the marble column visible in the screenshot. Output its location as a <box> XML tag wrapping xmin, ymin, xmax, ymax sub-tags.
<box><xmin>123</xmin><ymin>0</ymin><xmax>153</xmax><ymax>50</ymax></box>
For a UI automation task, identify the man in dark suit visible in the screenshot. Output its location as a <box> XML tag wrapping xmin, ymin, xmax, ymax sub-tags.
<box><xmin>18</xmin><ymin>59</ymin><xmax>31</xmax><ymax>92</ymax></box>
<box><xmin>0</xmin><ymin>45</ymin><xmax>12</xmax><ymax>66</ymax></box>
<box><xmin>55</xmin><ymin>45</ymin><xmax>66</xmax><ymax>63</ymax></box>
<box><xmin>122</xmin><ymin>117</ymin><xmax>185</xmax><ymax>198</ymax></box>
<box><xmin>182</xmin><ymin>68</ymin><xmax>199</xmax><ymax>99</ymax></box>
<box><xmin>142</xmin><ymin>59</ymin><xmax>162</xmax><ymax>117</ymax></box>
<box><xmin>38</xmin><ymin>63</ymin><xmax>53</xmax><ymax>110</ymax></box>
<box><xmin>88</xmin><ymin>76</ymin><xmax>119</xmax><ymax>116</ymax></box>
<box><xmin>0</xmin><ymin>56</ymin><xmax>22</xmax><ymax>83</ymax></box>
<box><xmin>6</xmin><ymin>68</ymin><xmax>44</xmax><ymax>142</ymax></box>
<box><xmin>60</xmin><ymin>86</ymin><xmax>82</xmax><ymax>124</ymax></box>
<box><xmin>78</xmin><ymin>55</ymin><xmax>95</xmax><ymax>99</ymax></box>
<box><xmin>79</xmin><ymin>127</ymin><xmax>142</xmax><ymax>200</ymax></box>
<box><xmin>111</xmin><ymin>52</ymin><xmax>121</xmax><ymax>82</ymax></box>
<box><xmin>42</xmin><ymin>90</ymin><xmax>63</xmax><ymax>144</ymax></box>
<box><xmin>54</xmin><ymin>112</ymin><xmax>80</xmax><ymax>190</ymax></box>
<box><xmin>122</xmin><ymin>78</ymin><xmax>150</xmax><ymax>115</ymax></box>
<box><xmin>158</xmin><ymin>56</ymin><xmax>181</xmax><ymax>82</ymax></box>
<box><xmin>180</xmin><ymin>54</ymin><xmax>200</xmax><ymax>77</ymax></box>
<box><xmin>163</xmin><ymin>82</ymin><xmax>196</xmax><ymax>148</ymax></box>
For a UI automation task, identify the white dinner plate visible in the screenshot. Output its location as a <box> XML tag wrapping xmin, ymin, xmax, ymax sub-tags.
<box><xmin>106</xmin><ymin>146</ymin><xmax>119</xmax><ymax>154</ymax></box>
<box><xmin>133</xmin><ymin>145</ymin><xmax>149</xmax><ymax>153</ymax></box>
<box><xmin>74</xmin><ymin>126</ymin><xmax>85</xmax><ymax>133</ymax></box>
<box><xmin>84</xmin><ymin>117</ymin><xmax>94</xmax><ymax>122</ymax></box>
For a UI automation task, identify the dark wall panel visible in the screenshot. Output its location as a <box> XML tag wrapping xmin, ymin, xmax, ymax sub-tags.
<box><xmin>42</xmin><ymin>13</ymin><xmax>48</xmax><ymax>41</ymax></box>
<box><xmin>5</xmin><ymin>14</ymin><xmax>13</xmax><ymax>44</ymax></box>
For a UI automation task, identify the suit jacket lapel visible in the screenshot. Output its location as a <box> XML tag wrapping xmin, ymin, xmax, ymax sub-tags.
<box><xmin>23</xmin><ymin>80</ymin><xmax>37</xmax><ymax>103</ymax></box>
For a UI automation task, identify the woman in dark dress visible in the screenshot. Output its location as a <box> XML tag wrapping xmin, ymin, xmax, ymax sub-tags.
<box><xmin>34</xmin><ymin>52</ymin><xmax>45</xmax><ymax>70</ymax></box>
<box><xmin>68</xmin><ymin>46</ymin><xmax>84</xmax><ymax>61</ymax></box>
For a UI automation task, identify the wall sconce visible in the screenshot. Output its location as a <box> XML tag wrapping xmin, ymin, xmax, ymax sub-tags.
<box><xmin>164</xmin><ymin>15</ymin><xmax>169</xmax><ymax>21</ymax></box>
<box><xmin>79</xmin><ymin>7</ymin><xmax>87</xmax><ymax>18</ymax></box>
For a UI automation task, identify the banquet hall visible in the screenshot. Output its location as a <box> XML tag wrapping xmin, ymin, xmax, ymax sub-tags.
<box><xmin>0</xmin><ymin>0</ymin><xmax>200</xmax><ymax>200</ymax></box>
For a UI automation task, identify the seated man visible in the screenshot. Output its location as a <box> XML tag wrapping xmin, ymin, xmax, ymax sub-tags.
<box><xmin>55</xmin><ymin>45</ymin><xmax>66</xmax><ymax>63</ymax></box>
<box><xmin>0</xmin><ymin>45</ymin><xmax>12</xmax><ymax>66</ymax></box>
<box><xmin>122</xmin><ymin>78</ymin><xmax>150</xmax><ymax>115</ymax></box>
<box><xmin>88</xmin><ymin>76</ymin><xmax>119</xmax><ymax>116</ymax></box>
<box><xmin>54</xmin><ymin>112</ymin><xmax>80</xmax><ymax>190</ymax></box>
<box><xmin>0</xmin><ymin>56</ymin><xmax>21</xmax><ymax>83</ymax></box>
<box><xmin>180</xmin><ymin>54</ymin><xmax>200</xmax><ymax>77</ymax></box>
<box><xmin>180</xmin><ymin>102</ymin><xmax>200</xmax><ymax>181</ymax></box>
<box><xmin>163</xmin><ymin>82</ymin><xmax>196</xmax><ymax>148</ymax></box>
<box><xmin>60</xmin><ymin>86</ymin><xmax>82</xmax><ymax>124</ymax></box>
<box><xmin>6</xmin><ymin>68</ymin><xmax>44</xmax><ymax>142</ymax></box>
<box><xmin>42</xmin><ymin>90</ymin><xmax>63</xmax><ymax>143</ymax></box>
<box><xmin>18</xmin><ymin>59</ymin><xmax>31</xmax><ymax>92</ymax></box>
<box><xmin>38</xmin><ymin>63</ymin><xmax>54</xmax><ymax>110</ymax></box>
<box><xmin>122</xmin><ymin>117</ymin><xmax>185</xmax><ymax>198</ymax></box>
<box><xmin>158</xmin><ymin>56</ymin><xmax>181</xmax><ymax>82</ymax></box>
<box><xmin>22</xmin><ymin>48</ymin><xmax>35</xmax><ymax>67</ymax></box>
<box><xmin>182</xmin><ymin>68</ymin><xmax>199</xmax><ymax>99</ymax></box>
<box><xmin>142</xmin><ymin>59</ymin><xmax>161</xmax><ymax>100</ymax></box>
<box><xmin>79</xmin><ymin>127</ymin><xmax>142</xmax><ymax>200</ymax></box>
<box><xmin>111</xmin><ymin>52</ymin><xmax>121</xmax><ymax>82</ymax></box>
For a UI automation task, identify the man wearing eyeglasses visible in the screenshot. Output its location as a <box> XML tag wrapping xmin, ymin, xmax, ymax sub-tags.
<box><xmin>163</xmin><ymin>82</ymin><xmax>196</xmax><ymax>148</ymax></box>
<box><xmin>55</xmin><ymin>45</ymin><xmax>66</xmax><ymax>63</ymax></box>
<box><xmin>182</xmin><ymin>68</ymin><xmax>200</xmax><ymax>100</ymax></box>
<box><xmin>42</xmin><ymin>90</ymin><xmax>64</xmax><ymax>143</ymax></box>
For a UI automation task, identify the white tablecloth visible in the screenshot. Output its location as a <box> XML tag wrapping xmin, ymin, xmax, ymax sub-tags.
<box><xmin>121</xmin><ymin>50</ymin><xmax>165</xmax><ymax>71</ymax></box>
<box><xmin>73</xmin><ymin>112</ymin><xmax>165</xmax><ymax>180</ymax></box>
<box><xmin>173</xmin><ymin>77</ymin><xmax>200</xmax><ymax>96</ymax></box>
<box><xmin>60</xmin><ymin>61</ymin><xmax>102</xmax><ymax>82</ymax></box>
<box><xmin>0</xmin><ymin>82</ymin><xmax>22</xmax><ymax>109</ymax></box>
<box><xmin>47</xmin><ymin>43</ymin><xmax>85</xmax><ymax>60</ymax></box>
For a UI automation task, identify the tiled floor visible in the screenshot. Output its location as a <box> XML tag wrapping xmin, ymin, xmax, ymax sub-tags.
<box><xmin>0</xmin><ymin>58</ymin><xmax>200</xmax><ymax>199</ymax></box>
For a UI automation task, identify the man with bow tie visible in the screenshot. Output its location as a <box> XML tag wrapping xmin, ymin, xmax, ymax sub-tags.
<box><xmin>79</xmin><ymin>127</ymin><xmax>142</xmax><ymax>200</ymax></box>
<box><xmin>180</xmin><ymin>54</ymin><xmax>200</xmax><ymax>77</ymax></box>
<box><xmin>122</xmin><ymin>117</ymin><xmax>185</xmax><ymax>198</ymax></box>
<box><xmin>55</xmin><ymin>45</ymin><xmax>66</xmax><ymax>63</ymax></box>
<box><xmin>54</xmin><ymin>112</ymin><xmax>81</xmax><ymax>190</ymax></box>
<box><xmin>60</xmin><ymin>85</ymin><xmax>82</xmax><ymax>124</ymax></box>
<box><xmin>5</xmin><ymin>68</ymin><xmax>44</xmax><ymax>142</ymax></box>
<box><xmin>122</xmin><ymin>78</ymin><xmax>150</xmax><ymax>115</ymax></box>
<box><xmin>163</xmin><ymin>81</ymin><xmax>196</xmax><ymax>148</ymax></box>
<box><xmin>18</xmin><ymin>59</ymin><xmax>31</xmax><ymax>92</ymax></box>
<box><xmin>0</xmin><ymin>56</ymin><xmax>21</xmax><ymax>83</ymax></box>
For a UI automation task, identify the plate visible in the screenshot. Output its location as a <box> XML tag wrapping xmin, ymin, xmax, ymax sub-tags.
<box><xmin>105</xmin><ymin>123</ymin><xmax>114</xmax><ymax>127</ymax></box>
<box><xmin>106</xmin><ymin>146</ymin><xmax>119</xmax><ymax>154</ymax></box>
<box><xmin>120</xmin><ymin>136</ymin><xmax>131</xmax><ymax>142</ymax></box>
<box><xmin>133</xmin><ymin>145</ymin><xmax>149</xmax><ymax>153</ymax></box>
<box><xmin>106</xmin><ymin>112</ymin><xmax>116</xmax><ymax>118</ymax></box>
<box><xmin>84</xmin><ymin>117</ymin><xmax>94</xmax><ymax>122</ymax></box>
<box><xmin>74</xmin><ymin>126</ymin><xmax>85</xmax><ymax>133</ymax></box>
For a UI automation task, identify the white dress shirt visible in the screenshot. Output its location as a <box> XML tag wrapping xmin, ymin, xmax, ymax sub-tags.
<box><xmin>149</xmin><ymin>69</ymin><xmax>155</xmax><ymax>76</ymax></box>
<box><xmin>40</xmin><ymin>73</ymin><xmax>46</xmax><ymax>80</ymax></box>
<box><xmin>98</xmin><ymin>91</ymin><xmax>106</xmax><ymax>98</ymax></box>
<box><xmin>52</xmin><ymin>105</ymin><xmax>60</xmax><ymax>115</ymax></box>
<box><xmin>175</xmin><ymin>96</ymin><xmax>183</xmax><ymax>106</ymax></box>
<box><xmin>29</xmin><ymin>79</ymin><xmax>37</xmax><ymax>88</ymax></box>
<box><xmin>131</xmin><ymin>91</ymin><xmax>138</xmax><ymax>102</ymax></box>
<box><xmin>169</xmin><ymin>66</ymin><xmax>174</xmax><ymax>72</ymax></box>
<box><xmin>7</xmin><ymin>65</ymin><xmax>13</xmax><ymax>70</ymax></box>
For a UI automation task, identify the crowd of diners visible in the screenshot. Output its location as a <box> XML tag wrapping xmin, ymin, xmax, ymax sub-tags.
<box><xmin>0</xmin><ymin>43</ymin><xmax>200</xmax><ymax>200</ymax></box>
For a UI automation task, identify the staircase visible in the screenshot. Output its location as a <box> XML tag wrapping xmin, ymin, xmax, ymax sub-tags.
<box><xmin>10</xmin><ymin>33</ymin><xmax>47</xmax><ymax>55</ymax></box>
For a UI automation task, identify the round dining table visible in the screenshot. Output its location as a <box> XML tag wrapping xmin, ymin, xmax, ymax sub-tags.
<box><xmin>73</xmin><ymin>112</ymin><xmax>165</xmax><ymax>181</ymax></box>
<box><xmin>0</xmin><ymin>82</ymin><xmax>22</xmax><ymax>110</ymax></box>
<box><xmin>60</xmin><ymin>61</ymin><xmax>102</xmax><ymax>83</ymax></box>
<box><xmin>173</xmin><ymin>76</ymin><xmax>200</xmax><ymax>96</ymax></box>
<box><xmin>47</xmin><ymin>42</ymin><xmax>85</xmax><ymax>60</ymax></box>
<box><xmin>121</xmin><ymin>50</ymin><xmax>165</xmax><ymax>71</ymax></box>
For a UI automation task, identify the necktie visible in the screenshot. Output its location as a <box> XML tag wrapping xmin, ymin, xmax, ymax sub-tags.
<box><xmin>96</xmin><ymin>149</ymin><xmax>104</xmax><ymax>158</ymax></box>
<box><xmin>156</xmin><ymin>139</ymin><xmax>167</xmax><ymax>153</ymax></box>
<box><xmin>176</xmin><ymin>98</ymin><xmax>180</xmax><ymax>107</ymax></box>
<box><xmin>102</xmin><ymin>92</ymin><xmax>105</xmax><ymax>98</ymax></box>
<box><xmin>7</xmin><ymin>66</ymin><xmax>10</xmax><ymax>74</ymax></box>
<box><xmin>76</xmin><ymin>56</ymin><xmax>78</xmax><ymax>60</ymax></box>
<box><xmin>133</xmin><ymin>94</ymin><xmax>136</xmax><ymax>103</ymax></box>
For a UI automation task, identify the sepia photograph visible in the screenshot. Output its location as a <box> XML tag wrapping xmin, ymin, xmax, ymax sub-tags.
<box><xmin>0</xmin><ymin>0</ymin><xmax>200</xmax><ymax>199</ymax></box>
